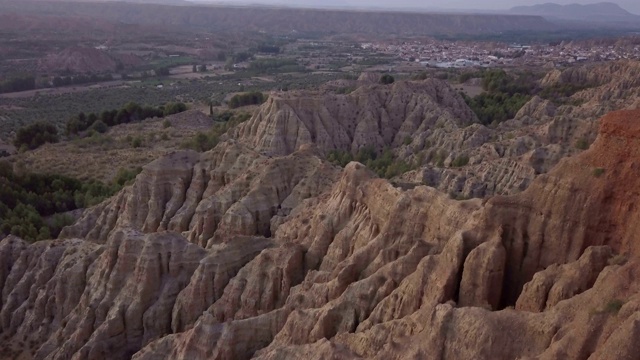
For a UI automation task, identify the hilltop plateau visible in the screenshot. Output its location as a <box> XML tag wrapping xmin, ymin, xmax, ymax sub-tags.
<box><xmin>14</xmin><ymin>110</ymin><xmax>216</xmax><ymax>182</ymax></box>
<box><xmin>38</xmin><ymin>47</ymin><xmax>143</xmax><ymax>74</ymax></box>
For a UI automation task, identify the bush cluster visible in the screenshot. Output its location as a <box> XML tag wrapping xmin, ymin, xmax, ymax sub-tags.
<box><xmin>463</xmin><ymin>92</ymin><xmax>530</xmax><ymax>125</ymax></box>
<box><xmin>52</xmin><ymin>74</ymin><xmax>113</xmax><ymax>87</ymax></box>
<box><xmin>327</xmin><ymin>146</ymin><xmax>414</xmax><ymax>179</ymax></box>
<box><xmin>461</xmin><ymin>69</ymin><xmax>537</xmax><ymax>125</ymax></box>
<box><xmin>65</xmin><ymin>101</ymin><xmax>187</xmax><ymax>135</ymax></box>
<box><xmin>228</xmin><ymin>92</ymin><xmax>267</xmax><ymax>109</ymax></box>
<box><xmin>0</xmin><ymin>162</ymin><xmax>137</xmax><ymax>242</ymax></box>
<box><xmin>14</xmin><ymin>121</ymin><xmax>59</xmax><ymax>150</ymax></box>
<box><xmin>0</xmin><ymin>75</ymin><xmax>36</xmax><ymax>93</ymax></box>
<box><xmin>182</xmin><ymin>112</ymin><xmax>251</xmax><ymax>152</ymax></box>
<box><xmin>380</xmin><ymin>74</ymin><xmax>395</xmax><ymax>85</ymax></box>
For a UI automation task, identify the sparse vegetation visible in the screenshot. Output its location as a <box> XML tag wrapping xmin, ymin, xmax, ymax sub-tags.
<box><xmin>131</xmin><ymin>136</ymin><xmax>143</xmax><ymax>148</ymax></box>
<box><xmin>432</xmin><ymin>149</ymin><xmax>448</xmax><ymax>167</ymax></box>
<box><xmin>327</xmin><ymin>146</ymin><xmax>414</xmax><ymax>179</ymax></box>
<box><xmin>380</xmin><ymin>74</ymin><xmax>395</xmax><ymax>85</ymax></box>
<box><xmin>593</xmin><ymin>168</ymin><xmax>605</xmax><ymax>177</ymax></box>
<box><xmin>539</xmin><ymin>83</ymin><xmax>594</xmax><ymax>104</ymax></box>
<box><xmin>14</xmin><ymin>121</ymin><xmax>59</xmax><ymax>150</ymax></box>
<box><xmin>52</xmin><ymin>74</ymin><xmax>113</xmax><ymax>87</ymax></box>
<box><xmin>181</xmin><ymin>112</ymin><xmax>251</xmax><ymax>152</ymax></box>
<box><xmin>463</xmin><ymin>92</ymin><xmax>530</xmax><ymax>125</ymax></box>
<box><xmin>248</xmin><ymin>58</ymin><xmax>305</xmax><ymax>74</ymax></box>
<box><xmin>461</xmin><ymin>69</ymin><xmax>537</xmax><ymax>125</ymax></box>
<box><xmin>0</xmin><ymin>72</ymin><xmax>341</xmax><ymax>139</ymax></box>
<box><xmin>575</xmin><ymin>138</ymin><xmax>590</xmax><ymax>150</ymax></box>
<box><xmin>228</xmin><ymin>92</ymin><xmax>267</xmax><ymax>109</ymax></box>
<box><xmin>451</xmin><ymin>155</ymin><xmax>470</xmax><ymax>167</ymax></box>
<box><xmin>89</xmin><ymin>120</ymin><xmax>108</xmax><ymax>134</ymax></box>
<box><xmin>603</xmin><ymin>299</ymin><xmax>624</xmax><ymax>314</ymax></box>
<box><xmin>113</xmin><ymin>167</ymin><xmax>143</xmax><ymax>186</ymax></box>
<box><xmin>608</xmin><ymin>253</ymin><xmax>628</xmax><ymax>266</ymax></box>
<box><xmin>0</xmin><ymin>75</ymin><xmax>36</xmax><ymax>93</ymax></box>
<box><xmin>336</xmin><ymin>86</ymin><xmax>356</xmax><ymax>95</ymax></box>
<box><xmin>449</xmin><ymin>191</ymin><xmax>470</xmax><ymax>201</ymax></box>
<box><xmin>0</xmin><ymin>161</ymin><xmax>122</xmax><ymax>242</ymax></box>
<box><xmin>65</xmin><ymin>101</ymin><xmax>187</xmax><ymax>136</ymax></box>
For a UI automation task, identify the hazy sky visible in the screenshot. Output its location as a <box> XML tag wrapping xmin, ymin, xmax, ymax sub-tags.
<box><xmin>202</xmin><ymin>0</ymin><xmax>640</xmax><ymax>14</ymax></box>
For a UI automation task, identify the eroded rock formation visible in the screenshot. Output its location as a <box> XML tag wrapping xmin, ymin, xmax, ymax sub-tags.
<box><xmin>2</xmin><ymin>70</ymin><xmax>640</xmax><ymax>360</ymax></box>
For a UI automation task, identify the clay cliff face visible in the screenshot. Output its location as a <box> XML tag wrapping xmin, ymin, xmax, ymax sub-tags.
<box><xmin>62</xmin><ymin>141</ymin><xmax>340</xmax><ymax>247</ymax></box>
<box><xmin>2</xmin><ymin>70</ymin><xmax>640</xmax><ymax>360</ymax></box>
<box><xmin>401</xmin><ymin>61</ymin><xmax>640</xmax><ymax>198</ymax></box>
<box><xmin>229</xmin><ymin>79</ymin><xmax>477</xmax><ymax>157</ymax></box>
<box><xmin>228</xmin><ymin>62</ymin><xmax>640</xmax><ymax>200</ymax></box>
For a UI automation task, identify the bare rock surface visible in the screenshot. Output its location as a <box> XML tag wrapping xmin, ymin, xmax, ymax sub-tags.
<box><xmin>230</xmin><ymin>78</ymin><xmax>477</xmax><ymax>157</ymax></box>
<box><xmin>62</xmin><ymin>141</ymin><xmax>340</xmax><ymax>247</ymax></box>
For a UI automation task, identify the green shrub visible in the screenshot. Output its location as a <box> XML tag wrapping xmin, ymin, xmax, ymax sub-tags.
<box><xmin>162</xmin><ymin>119</ymin><xmax>172</xmax><ymax>128</ymax></box>
<box><xmin>608</xmin><ymin>253</ymin><xmax>628</xmax><ymax>266</ymax></box>
<box><xmin>131</xmin><ymin>137</ymin><xmax>143</xmax><ymax>148</ymax></box>
<box><xmin>432</xmin><ymin>149</ymin><xmax>448</xmax><ymax>167</ymax></box>
<box><xmin>182</xmin><ymin>111</ymin><xmax>251</xmax><ymax>152</ymax></box>
<box><xmin>327</xmin><ymin>146</ymin><xmax>414</xmax><ymax>179</ymax></box>
<box><xmin>380</xmin><ymin>74</ymin><xmax>395</xmax><ymax>85</ymax></box>
<box><xmin>163</xmin><ymin>102</ymin><xmax>188</xmax><ymax>116</ymax></box>
<box><xmin>90</xmin><ymin>120</ymin><xmax>108</xmax><ymax>134</ymax></box>
<box><xmin>336</xmin><ymin>87</ymin><xmax>356</xmax><ymax>95</ymax></box>
<box><xmin>14</xmin><ymin>121</ymin><xmax>59</xmax><ymax>150</ymax></box>
<box><xmin>0</xmin><ymin>164</ymin><xmax>121</xmax><ymax>242</ymax></box>
<box><xmin>593</xmin><ymin>168</ymin><xmax>605</xmax><ymax>177</ymax></box>
<box><xmin>449</xmin><ymin>191</ymin><xmax>470</xmax><ymax>201</ymax></box>
<box><xmin>462</xmin><ymin>92</ymin><xmax>530</xmax><ymax>125</ymax></box>
<box><xmin>451</xmin><ymin>155</ymin><xmax>469</xmax><ymax>168</ymax></box>
<box><xmin>211</xmin><ymin>110</ymin><xmax>234</xmax><ymax>122</ymax></box>
<box><xmin>459</xmin><ymin>69</ymin><xmax>539</xmax><ymax>125</ymax></box>
<box><xmin>603</xmin><ymin>299</ymin><xmax>624</xmax><ymax>314</ymax></box>
<box><xmin>65</xmin><ymin>101</ymin><xmax>186</xmax><ymax>135</ymax></box>
<box><xmin>194</xmin><ymin>132</ymin><xmax>218</xmax><ymax>152</ymax></box>
<box><xmin>575</xmin><ymin>138</ymin><xmax>589</xmax><ymax>150</ymax></box>
<box><xmin>228</xmin><ymin>92</ymin><xmax>267</xmax><ymax>109</ymax></box>
<box><xmin>114</xmin><ymin>167</ymin><xmax>143</xmax><ymax>186</ymax></box>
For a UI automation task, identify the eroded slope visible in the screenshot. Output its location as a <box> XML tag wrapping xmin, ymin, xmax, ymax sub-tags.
<box><xmin>2</xmin><ymin>77</ymin><xmax>640</xmax><ymax>360</ymax></box>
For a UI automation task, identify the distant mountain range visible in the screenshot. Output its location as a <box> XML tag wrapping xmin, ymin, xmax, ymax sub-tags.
<box><xmin>510</xmin><ymin>2</ymin><xmax>640</xmax><ymax>24</ymax></box>
<box><xmin>0</xmin><ymin>0</ymin><xmax>557</xmax><ymax>35</ymax></box>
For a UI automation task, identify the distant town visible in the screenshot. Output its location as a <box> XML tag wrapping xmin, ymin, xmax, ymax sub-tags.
<box><xmin>365</xmin><ymin>39</ymin><xmax>640</xmax><ymax>68</ymax></box>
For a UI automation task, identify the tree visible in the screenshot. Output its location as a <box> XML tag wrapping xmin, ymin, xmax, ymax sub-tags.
<box><xmin>155</xmin><ymin>67</ymin><xmax>171</xmax><ymax>76</ymax></box>
<box><xmin>228</xmin><ymin>92</ymin><xmax>266</xmax><ymax>109</ymax></box>
<box><xmin>163</xmin><ymin>102</ymin><xmax>187</xmax><ymax>116</ymax></box>
<box><xmin>90</xmin><ymin>120</ymin><xmax>108</xmax><ymax>134</ymax></box>
<box><xmin>131</xmin><ymin>137</ymin><xmax>143</xmax><ymax>148</ymax></box>
<box><xmin>380</xmin><ymin>74</ymin><xmax>395</xmax><ymax>85</ymax></box>
<box><xmin>66</xmin><ymin>118</ymin><xmax>82</xmax><ymax>135</ymax></box>
<box><xmin>14</xmin><ymin>122</ymin><xmax>59</xmax><ymax>150</ymax></box>
<box><xmin>115</xmin><ymin>109</ymin><xmax>130</xmax><ymax>124</ymax></box>
<box><xmin>87</xmin><ymin>113</ymin><xmax>98</xmax><ymax>128</ymax></box>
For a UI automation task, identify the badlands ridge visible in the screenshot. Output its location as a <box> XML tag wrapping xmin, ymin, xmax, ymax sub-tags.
<box><xmin>2</xmin><ymin>61</ymin><xmax>640</xmax><ymax>359</ymax></box>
